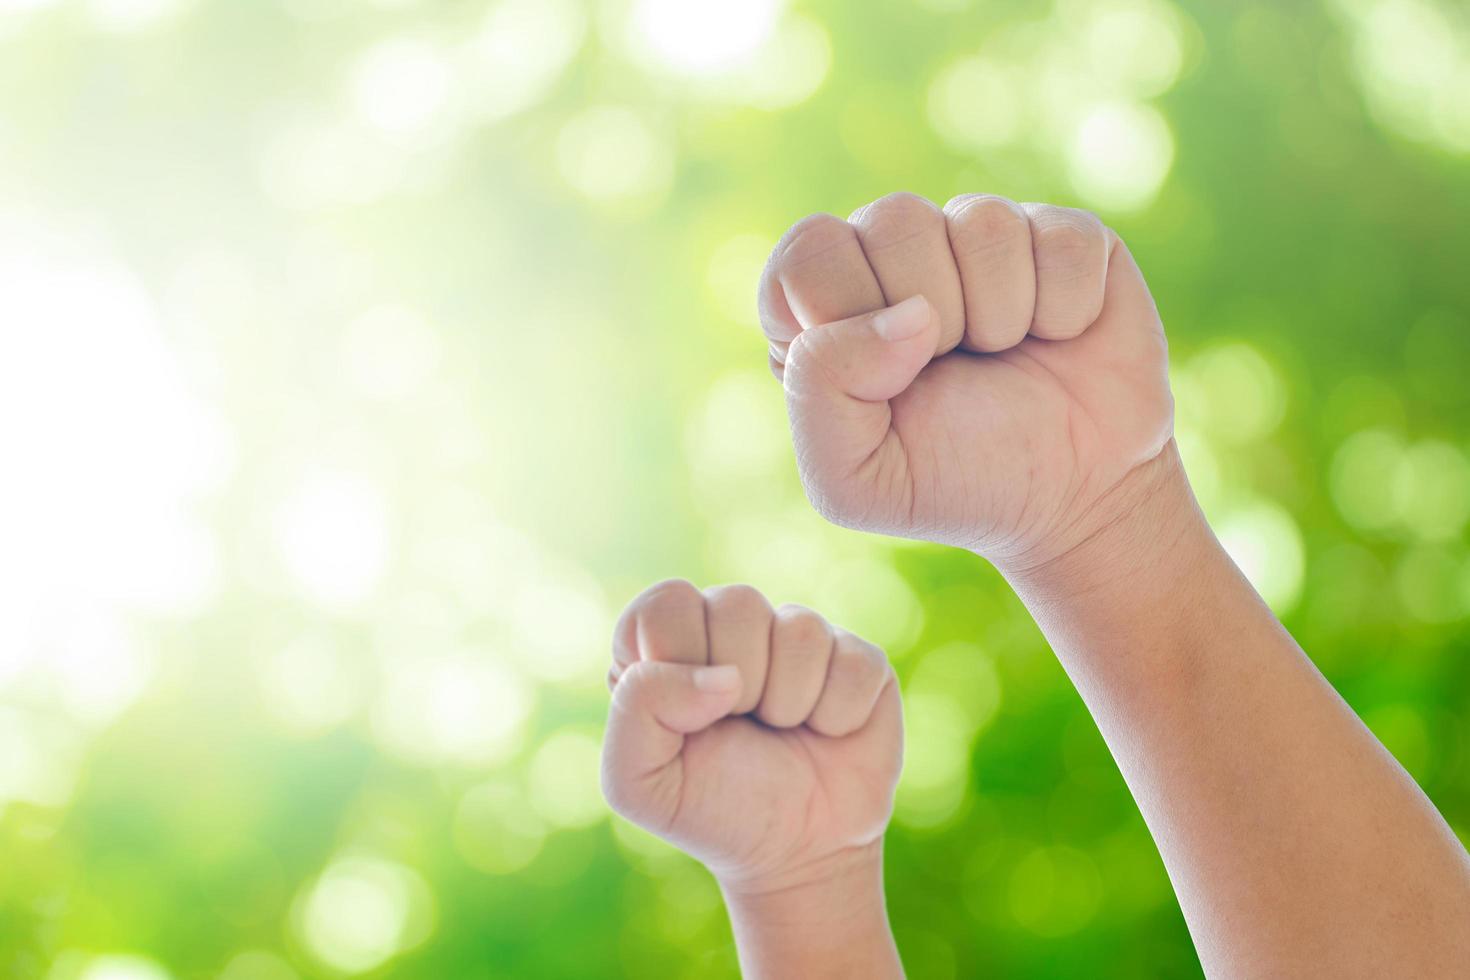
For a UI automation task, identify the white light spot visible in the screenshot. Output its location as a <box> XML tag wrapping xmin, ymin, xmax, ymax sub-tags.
<box><xmin>351</xmin><ymin>38</ymin><xmax>453</xmax><ymax>137</ymax></box>
<box><xmin>258</xmin><ymin>117</ymin><xmax>408</xmax><ymax>210</ymax></box>
<box><xmin>342</xmin><ymin>305</ymin><xmax>442</xmax><ymax>402</ymax></box>
<box><xmin>0</xmin><ymin>707</ymin><xmax>84</xmax><ymax>812</ymax></box>
<box><xmin>556</xmin><ymin>106</ymin><xmax>673</xmax><ymax>204</ymax></box>
<box><xmin>508</xmin><ymin>577</ymin><xmax>609</xmax><ymax>684</ymax></box>
<box><xmin>49</xmin><ymin>611</ymin><xmax>153</xmax><ymax>727</ymax></box>
<box><xmin>894</xmin><ymin>689</ymin><xmax>972</xmax><ymax>829</ymax></box>
<box><xmin>1082</xmin><ymin>0</ymin><xmax>1187</xmax><ymax>98</ymax></box>
<box><xmin>1330</xmin><ymin>429</ymin><xmax>1406</xmax><ymax>533</ymax></box>
<box><xmin>453</xmin><ymin>781</ymin><xmax>548</xmax><ymax>874</ymax></box>
<box><xmin>466</xmin><ymin>0</ymin><xmax>586</xmax><ymax>122</ymax></box>
<box><xmin>372</xmin><ymin>653</ymin><xmax>533</xmax><ymax>767</ymax></box>
<box><xmin>1218</xmin><ymin>499</ymin><xmax>1305</xmax><ymax>613</ymax></box>
<box><xmin>526</xmin><ymin>729</ymin><xmax>605</xmax><ymax>828</ymax></box>
<box><xmin>74</xmin><ymin>954</ymin><xmax>173</xmax><ymax>980</ymax></box>
<box><xmin>715</xmin><ymin>13</ymin><xmax>832</xmax><ymax>110</ymax></box>
<box><xmin>1067</xmin><ymin>101</ymin><xmax>1175</xmax><ymax>211</ymax></box>
<box><xmin>1390</xmin><ymin>440</ymin><xmax>1470</xmax><ymax>541</ymax></box>
<box><xmin>294</xmin><ymin>856</ymin><xmax>434</xmax><ymax>975</ymax></box>
<box><xmin>907</xmin><ymin>643</ymin><xmax>1002</xmax><ymax>735</ymax></box>
<box><xmin>1180</xmin><ymin>341</ymin><xmax>1286</xmax><ymax>444</ymax></box>
<box><xmin>628</xmin><ymin>0</ymin><xmax>785</xmax><ymax>76</ymax></box>
<box><xmin>272</xmin><ymin>468</ymin><xmax>391</xmax><ymax>609</ymax></box>
<box><xmin>1173</xmin><ymin>424</ymin><xmax>1222</xmax><ymax>515</ymax></box>
<box><xmin>685</xmin><ymin>370</ymin><xmax>790</xmax><ymax>499</ymax></box>
<box><xmin>1334</xmin><ymin>0</ymin><xmax>1470</xmax><ymax>153</ymax></box>
<box><xmin>0</xmin><ymin>215</ymin><xmax>227</xmax><ymax>650</ymax></box>
<box><xmin>928</xmin><ymin>56</ymin><xmax>1024</xmax><ymax>152</ymax></box>
<box><xmin>261</xmin><ymin>632</ymin><xmax>365</xmax><ymax>736</ymax></box>
<box><xmin>87</xmin><ymin>0</ymin><xmax>185</xmax><ymax>33</ymax></box>
<box><xmin>811</xmin><ymin>559</ymin><xmax>925</xmax><ymax>655</ymax></box>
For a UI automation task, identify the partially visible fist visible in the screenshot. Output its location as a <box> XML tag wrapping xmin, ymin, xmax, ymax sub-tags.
<box><xmin>759</xmin><ymin>192</ymin><xmax>1174</xmax><ymax>571</ymax></box>
<box><xmin>601</xmin><ymin>580</ymin><xmax>902</xmax><ymax>890</ymax></box>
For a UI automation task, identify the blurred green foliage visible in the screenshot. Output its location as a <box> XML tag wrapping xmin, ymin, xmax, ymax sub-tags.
<box><xmin>2</xmin><ymin>0</ymin><xmax>1469</xmax><ymax>977</ymax></box>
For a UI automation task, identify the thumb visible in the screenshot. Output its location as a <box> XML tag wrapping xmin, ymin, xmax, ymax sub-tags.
<box><xmin>601</xmin><ymin>661</ymin><xmax>742</xmax><ymax>821</ymax></box>
<box><xmin>782</xmin><ymin>294</ymin><xmax>940</xmax><ymax>498</ymax></box>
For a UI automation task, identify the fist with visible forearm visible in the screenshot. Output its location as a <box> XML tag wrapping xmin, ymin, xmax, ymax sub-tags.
<box><xmin>759</xmin><ymin>192</ymin><xmax>1174</xmax><ymax>572</ymax></box>
<box><xmin>602</xmin><ymin>580</ymin><xmax>904</xmax><ymax>979</ymax></box>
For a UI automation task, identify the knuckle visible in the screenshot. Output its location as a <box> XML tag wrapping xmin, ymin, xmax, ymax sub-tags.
<box><xmin>705</xmin><ymin>583</ymin><xmax>772</xmax><ymax>622</ymax></box>
<box><xmin>1035</xmin><ymin>219</ymin><xmax>1095</xmax><ymax>260</ymax></box>
<box><xmin>774</xmin><ymin>212</ymin><xmax>858</xmax><ymax>273</ymax></box>
<box><xmin>837</xmin><ymin>637</ymin><xmax>888</xmax><ymax>685</ymax></box>
<box><xmin>775</xmin><ymin>604</ymin><xmax>833</xmax><ymax>649</ymax></box>
<box><xmin>629</xmin><ymin>581</ymin><xmax>702</xmax><ymax>637</ymax></box>
<box><xmin>634</xmin><ymin>578</ymin><xmax>704</xmax><ymax>620</ymax></box>
<box><xmin>851</xmin><ymin>191</ymin><xmax>943</xmax><ymax>249</ymax></box>
<box><xmin>1031</xmin><ymin>207</ymin><xmax>1106</xmax><ymax>270</ymax></box>
<box><xmin>946</xmin><ymin>195</ymin><xmax>1028</xmax><ymax>256</ymax></box>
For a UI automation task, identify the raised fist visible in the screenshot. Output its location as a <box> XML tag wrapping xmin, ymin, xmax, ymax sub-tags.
<box><xmin>759</xmin><ymin>192</ymin><xmax>1174</xmax><ymax>571</ymax></box>
<box><xmin>601</xmin><ymin>580</ymin><xmax>902</xmax><ymax>891</ymax></box>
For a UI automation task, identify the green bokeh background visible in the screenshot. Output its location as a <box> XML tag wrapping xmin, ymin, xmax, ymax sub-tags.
<box><xmin>2</xmin><ymin>0</ymin><xmax>1469</xmax><ymax>977</ymax></box>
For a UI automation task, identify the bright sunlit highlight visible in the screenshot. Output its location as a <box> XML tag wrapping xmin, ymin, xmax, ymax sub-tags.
<box><xmin>453</xmin><ymin>782</ymin><xmax>549</xmax><ymax>875</ymax></box>
<box><xmin>1081</xmin><ymin>0</ymin><xmax>1187</xmax><ymax>98</ymax></box>
<box><xmin>261</xmin><ymin>631</ymin><xmax>366</xmax><ymax>736</ymax></box>
<box><xmin>87</xmin><ymin>0</ymin><xmax>184</xmax><ymax>33</ymax></box>
<box><xmin>526</xmin><ymin>729</ymin><xmax>606</xmax><ymax>828</ymax></box>
<box><xmin>351</xmin><ymin>38</ymin><xmax>454</xmax><ymax>137</ymax></box>
<box><xmin>629</xmin><ymin>0</ymin><xmax>785</xmax><ymax>76</ymax></box>
<box><xmin>0</xmin><ymin>214</ymin><xmax>226</xmax><ymax>675</ymax></box>
<box><xmin>1180</xmin><ymin>341</ymin><xmax>1287</xmax><ymax>444</ymax></box>
<box><xmin>556</xmin><ymin>105</ymin><xmax>673</xmax><ymax>204</ymax></box>
<box><xmin>373</xmin><ymin>653</ymin><xmax>534</xmax><ymax>767</ymax></box>
<box><xmin>1218</xmin><ymin>500</ymin><xmax>1306</xmax><ymax>613</ymax></box>
<box><xmin>343</xmin><ymin>305</ymin><xmax>442</xmax><ymax>402</ymax></box>
<box><xmin>74</xmin><ymin>954</ymin><xmax>174</xmax><ymax>980</ymax></box>
<box><xmin>928</xmin><ymin>56</ymin><xmax>1024</xmax><ymax>152</ymax></box>
<box><xmin>1067</xmin><ymin>100</ymin><xmax>1175</xmax><ymax>211</ymax></box>
<box><xmin>296</xmin><ymin>856</ymin><xmax>435</xmax><ymax>975</ymax></box>
<box><xmin>466</xmin><ymin>0</ymin><xmax>586</xmax><ymax>122</ymax></box>
<box><xmin>272</xmin><ymin>467</ymin><xmax>391</xmax><ymax>609</ymax></box>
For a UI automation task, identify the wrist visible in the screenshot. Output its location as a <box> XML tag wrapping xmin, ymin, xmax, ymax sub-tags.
<box><xmin>997</xmin><ymin>440</ymin><xmax>1214</xmax><ymax>607</ymax></box>
<box><xmin>997</xmin><ymin>440</ymin><xmax>1260</xmax><ymax>691</ymax></box>
<box><xmin>719</xmin><ymin>839</ymin><xmax>885</xmax><ymax>904</ymax></box>
<box><xmin>719</xmin><ymin>842</ymin><xmax>901</xmax><ymax>980</ymax></box>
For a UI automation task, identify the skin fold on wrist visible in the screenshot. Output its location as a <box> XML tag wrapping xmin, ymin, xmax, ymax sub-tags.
<box><xmin>718</xmin><ymin>842</ymin><xmax>902</xmax><ymax>980</ymax></box>
<box><xmin>996</xmin><ymin>439</ymin><xmax>1213</xmax><ymax>606</ymax></box>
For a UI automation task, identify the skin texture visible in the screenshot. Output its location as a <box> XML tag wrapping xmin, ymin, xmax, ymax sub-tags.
<box><xmin>602</xmin><ymin>580</ymin><xmax>905</xmax><ymax>980</ymax></box>
<box><xmin>759</xmin><ymin>191</ymin><xmax>1470</xmax><ymax>977</ymax></box>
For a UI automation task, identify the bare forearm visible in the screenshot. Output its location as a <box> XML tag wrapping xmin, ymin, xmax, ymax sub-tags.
<box><xmin>721</xmin><ymin>845</ymin><xmax>904</xmax><ymax>980</ymax></box>
<box><xmin>1004</xmin><ymin>444</ymin><xmax>1470</xmax><ymax>978</ymax></box>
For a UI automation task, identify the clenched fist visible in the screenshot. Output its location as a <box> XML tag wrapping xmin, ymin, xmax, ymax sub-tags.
<box><xmin>759</xmin><ymin>192</ymin><xmax>1174</xmax><ymax>570</ymax></box>
<box><xmin>601</xmin><ymin>580</ymin><xmax>901</xmax><ymax>892</ymax></box>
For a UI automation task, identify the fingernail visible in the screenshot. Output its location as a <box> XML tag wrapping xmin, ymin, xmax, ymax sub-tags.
<box><xmin>872</xmin><ymin>295</ymin><xmax>930</xmax><ymax>342</ymax></box>
<box><xmin>693</xmin><ymin>665</ymin><xmax>741</xmax><ymax>692</ymax></box>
